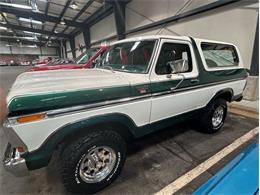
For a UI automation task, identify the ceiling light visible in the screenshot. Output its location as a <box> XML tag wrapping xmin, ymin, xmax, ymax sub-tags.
<box><xmin>45</xmin><ymin>35</ymin><xmax>48</xmax><ymax>39</ymax></box>
<box><xmin>19</xmin><ymin>17</ymin><xmax>42</xmax><ymax>25</ymax></box>
<box><xmin>60</xmin><ymin>18</ymin><xmax>65</xmax><ymax>25</ymax></box>
<box><xmin>0</xmin><ymin>21</ymin><xmax>7</xmax><ymax>24</ymax></box>
<box><xmin>20</xmin><ymin>44</ymin><xmax>37</xmax><ymax>48</ymax></box>
<box><xmin>31</xmin><ymin>1</ymin><xmax>39</xmax><ymax>12</ymax></box>
<box><xmin>0</xmin><ymin>2</ymin><xmax>32</xmax><ymax>10</ymax></box>
<box><xmin>69</xmin><ymin>1</ymin><xmax>78</xmax><ymax>9</ymax></box>
<box><xmin>7</xmin><ymin>28</ymin><xmax>12</xmax><ymax>33</ymax></box>
<box><xmin>21</xmin><ymin>37</ymin><xmax>37</xmax><ymax>40</ymax></box>
<box><xmin>0</xmin><ymin>26</ymin><xmax>7</xmax><ymax>30</ymax></box>
<box><xmin>6</xmin><ymin>44</ymin><xmax>12</xmax><ymax>47</ymax></box>
<box><xmin>54</xmin><ymin>30</ymin><xmax>58</xmax><ymax>34</ymax></box>
<box><xmin>17</xmin><ymin>39</ymin><xmax>20</xmax><ymax>42</ymax></box>
<box><xmin>23</xmin><ymin>31</ymin><xmax>41</xmax><ymax>36</ymax></box>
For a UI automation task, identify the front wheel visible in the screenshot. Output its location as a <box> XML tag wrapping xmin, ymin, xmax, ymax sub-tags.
<box><xmin>199</xmin><ymin>98</ymin><xmax>227</xmax><ymax>134</ymax></box>
<box><xmin>60</xmin><ymin>130</ymin><xmax>126</xmax><ymax>194</ymax></box>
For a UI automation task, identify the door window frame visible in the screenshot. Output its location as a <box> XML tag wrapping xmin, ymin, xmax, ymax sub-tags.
<box><xmin>150</xmin><ymin>38</ymin><xmax>199</xmax><ymax>81</ymax></box>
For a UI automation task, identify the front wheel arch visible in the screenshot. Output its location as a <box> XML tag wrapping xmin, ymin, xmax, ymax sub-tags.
<box><xmin>23</xmin><ymin>113</ymin><xmax>137</xmax><ymax>170</ymax></box>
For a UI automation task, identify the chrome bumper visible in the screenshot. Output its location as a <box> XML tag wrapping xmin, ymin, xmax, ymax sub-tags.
<box><xmin>3</xmin><ymin>143</ymin><xmax>28</xmax><ymax>176</ymax></box>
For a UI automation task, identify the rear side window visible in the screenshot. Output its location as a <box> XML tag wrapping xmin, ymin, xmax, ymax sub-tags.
<box><xmin>201</xmin><ymin>43</ymin><xmax>239</xmax><ymax>68</ymax></box>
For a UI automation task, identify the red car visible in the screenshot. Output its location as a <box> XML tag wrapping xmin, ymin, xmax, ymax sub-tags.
<box><xmin>33</xmin><ymin>58</ymin><xmax>51</xmax><ymax>66</ymax></box>
<box><xmin>30</xmin><ymin>46</ymin><xmax>107</xmax><ymax>71</ymax></box>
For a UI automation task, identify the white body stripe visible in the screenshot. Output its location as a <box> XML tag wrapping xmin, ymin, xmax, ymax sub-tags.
<box><xmin>151</xmin><ymin>79</ymin><xmax>245</xmax><ymax>123</ymax></box>
<box><xmin>12</xmin><ymin>79</ymin><xmax>245</xmax><ymax>152</ymax></box>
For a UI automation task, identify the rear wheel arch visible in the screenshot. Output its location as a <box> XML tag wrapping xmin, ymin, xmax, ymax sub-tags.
<box><xmin>208</xmin><ymin>88</ymin><xmax>234</xmax><ymax>105</ymax></box>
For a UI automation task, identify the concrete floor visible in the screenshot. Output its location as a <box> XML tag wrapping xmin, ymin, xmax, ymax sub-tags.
<box><xmin>0</xmin><ymin>66</ymin><xmax>258</xmax><ymax>194</ymax></box>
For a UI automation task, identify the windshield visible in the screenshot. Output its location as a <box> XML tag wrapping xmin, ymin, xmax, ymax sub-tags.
<box><xmin>76</xmin><ymin>48</ymin><xmax>99</xmax><ymax>64</ymax></box>
<box><xmin>98</xmin><ymin>40</ymin><xmax>156</xmax><ymax>73</ymax></box>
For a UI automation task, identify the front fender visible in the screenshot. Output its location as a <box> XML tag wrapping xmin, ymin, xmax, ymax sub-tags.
<box><xmin>22</xmin><ymin>113</ymin><xmax>139</xmax><ymax>170</ymax></box>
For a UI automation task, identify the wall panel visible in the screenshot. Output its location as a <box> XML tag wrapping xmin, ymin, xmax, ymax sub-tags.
<box><xmin>126</xmin><ymin>1</ymin><xmax>258</xmax><ymax>69</ymax></box>
<box><xmin>90</xmin><ymin>13</ymin><xmax>116</xmax><ymax>43</ymax></box>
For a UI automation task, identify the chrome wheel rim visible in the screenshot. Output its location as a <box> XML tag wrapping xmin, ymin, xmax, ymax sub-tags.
<box><xmin>212</xmin><ymin>106</ymin><xmax>224</xmax><ymax>128</ymax></box>
<box><xmin>79</xmin><ymin>146</ymin><xmax>116</xmax><ymax>183</ymax></box>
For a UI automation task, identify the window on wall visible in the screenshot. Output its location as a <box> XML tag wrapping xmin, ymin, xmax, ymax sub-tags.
<box><xmin>201</xmin><ymin>43</ymin><xmax>239</xmax><ymax>68</ymax></box>
<box><xmin>155</xmin><ymin>42</ymin><xmax>192</xmax><ymax>75</ymax></box>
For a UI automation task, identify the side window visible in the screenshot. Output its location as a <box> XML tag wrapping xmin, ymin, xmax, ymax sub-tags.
<box><xmin>201</xmin><ymin>43</ymin><xmax>239</xmax><ymax>68</ymax></box>
<box><xmin>155</xmin><ymin>42</ymin><xmax>192</xmax><ymax>75</ymax></box>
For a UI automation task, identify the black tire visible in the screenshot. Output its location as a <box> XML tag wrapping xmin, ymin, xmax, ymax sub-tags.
<box><xmin>199</xmin><ymin>98</ymin><xmax>227</xmax><ymax>134</ymax></box>
<box><xmin>60</xmin><ymin>130</ymin><xmax>126</xmax><ymax>194</ymax></box>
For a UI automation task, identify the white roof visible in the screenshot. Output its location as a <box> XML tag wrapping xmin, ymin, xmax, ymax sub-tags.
<box><xmin>112</xmin><ymin>35</ymin><xmax>191</xmax><ymax>44</ymax></box>
<box><xmin>111</xmin><ymin>35</ymin><xmax>235</xmax><ymax>46</ymax></box>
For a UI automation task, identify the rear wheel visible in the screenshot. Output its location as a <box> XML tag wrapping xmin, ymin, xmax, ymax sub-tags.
<box><xmin>199</xmin><ymin>98</ymin><xmax>227</xmax><ymax>134</ymax></box>
<box><xmin>60</xmin><ymin>130</ymin><xmax>126</xmax><ymax>194</ymax></box>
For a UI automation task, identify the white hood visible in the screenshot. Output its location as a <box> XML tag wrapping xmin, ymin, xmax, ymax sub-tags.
<box><xmin>7</xmin><ymin>69</ymin><xmax>129</xmax><ymax>103</ymax></box>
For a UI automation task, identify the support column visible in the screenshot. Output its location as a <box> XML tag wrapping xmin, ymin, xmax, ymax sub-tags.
<box><xmin>39</xmin><ymin>46</ymin><xmax>43</xmax><ymax>56</ymax></box>
<box><xmin>69</xmin><ymin>36</ymin><xmax>76</xmax><ymax>58</ymax></box>
<box><xmin>82</xmin><ymin>27</ymin><xmax>91</xmax><ymax>49</ymax></box>
<box><xmin>113</xmin><ymin>1</ymin><xmax>126</xmax><ymax>40</ymax></box>
<box><xmin>57</xmin><ymin>47</ymin><xmax>61</xmax><ymax>58</ymax></box>
<box><xmin>63</xmin><ymin>40</ymin><xmax>68</xmax><ymax>58</ymax></box>
<box><xmin>243</xmin><ymin>15</ymin><xmax>259</xmax><ymax>101</ymax></box>
<box><xmin>250</xmin><ymin>15</ymin><xmax>259</xmax><ymax>76</ymax></box>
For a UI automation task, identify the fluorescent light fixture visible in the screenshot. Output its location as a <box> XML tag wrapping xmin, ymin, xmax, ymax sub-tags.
<box><xmin>69</xmin><ymin>1</ymin><xmax>78</xmax><ymax>9</ymax></box>
<box><xmin>0</xmin><ymin>21</ymin><xmax>7</xmax><ymax>24</ymax></box>
<box><xmin>6</xmin><ymin>44</ymin><xmax>12</xmax><ymax>47</ymax></box>
<box><xmin>20</xmin><ymin>44</ymin><xmax>37</xmax><ymax>48</ymax></box>
<box><xmin>23</xmin><ymin>31</ymin><xmax>41</xmax><ymax>36</ymax></box>
<box><xmin>19</xmin><ymin>17</ymin><xmax>42</xmax><ymax>25</ymax></box>
<box><xmin>21</xmin><ymin>36</ymin><xmax>37</xmax><ymax>40</ymax></box>
<box><xmin>17</xmin><ymin>39</ymin><xmax>20</xmax><ymax>42</ymax></box>
<box><xmin>0</xmin><ymin>2</ymin><xmax>32</xmax><ymax>9</ymax></box>
<box><xmin>0</xmin><ymin>26</ymin><xmax>7</xmax><ymax>30</ymax></box>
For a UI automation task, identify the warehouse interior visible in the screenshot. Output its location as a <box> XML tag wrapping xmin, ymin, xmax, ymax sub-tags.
<box><xmin>0</xmin><ymin>0</ymin><xmax>259</xmax><ymax>194</ymax></box>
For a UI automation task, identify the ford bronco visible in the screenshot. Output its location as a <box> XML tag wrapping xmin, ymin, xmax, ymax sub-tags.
<box><xmin>2</xmin><ymin>35</ymin><xmax>247</xmax><ymax>193</ymax></box>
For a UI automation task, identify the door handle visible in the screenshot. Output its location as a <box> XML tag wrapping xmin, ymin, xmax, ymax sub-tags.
<box><xmin>190</xmin><ymin>79</ymin><xmax>199</xmax><ymax>83</ymax></box>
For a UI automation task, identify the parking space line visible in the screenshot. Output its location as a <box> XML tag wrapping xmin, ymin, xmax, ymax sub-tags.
<box><xmin>155</xmin><ymin>127</ymin><xmax>259</xmax><ymax>195</ymax></box>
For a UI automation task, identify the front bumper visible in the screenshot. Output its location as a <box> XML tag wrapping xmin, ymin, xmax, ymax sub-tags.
<box><xmin>3</xmin><ymin>143</ymin><xmax>28</xmax><ymax>176</ymax></box>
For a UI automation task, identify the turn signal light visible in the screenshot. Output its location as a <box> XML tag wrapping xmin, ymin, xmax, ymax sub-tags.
<box><xmin>17</xmin><ymin>114</ymin><xmax>46</xmax><ymax>123</ymax></box>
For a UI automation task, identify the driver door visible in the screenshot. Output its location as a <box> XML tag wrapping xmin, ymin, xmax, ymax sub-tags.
<box><xmin>150</xmin><ymin>39</ymin><xmax>199</xmax><ymax>124</ymax></box>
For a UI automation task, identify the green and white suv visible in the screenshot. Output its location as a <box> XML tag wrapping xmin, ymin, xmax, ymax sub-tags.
<box><xmin>3</xmin><ymin>35</ymin><xmax>247</xmax><ymax>193</ymax></box>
